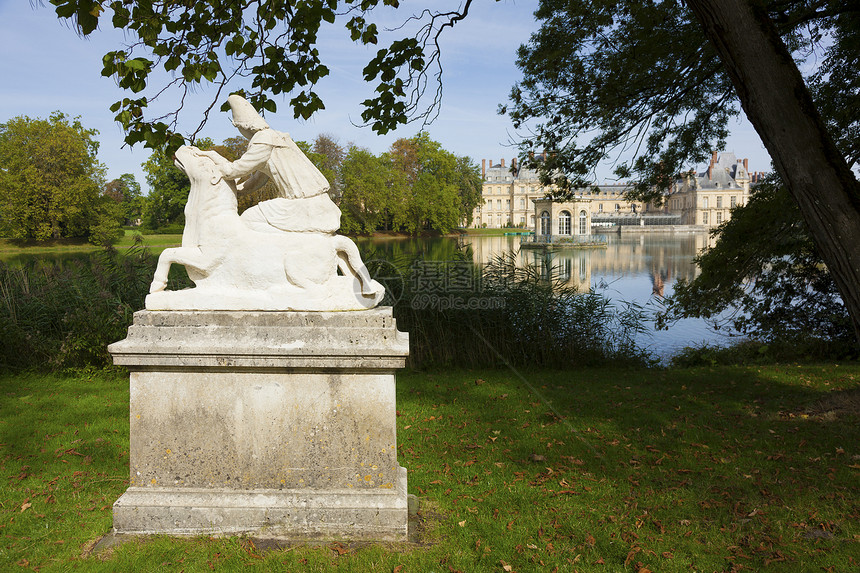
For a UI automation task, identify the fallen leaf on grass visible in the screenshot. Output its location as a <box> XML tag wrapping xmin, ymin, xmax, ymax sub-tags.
<box><xmin>458</xmin><ymin>520</ymin><xmax>466</xmax><ymax>527</ymax></box>
<box><xmin>625</xmin><ymin>547</ymin><xmax>641</xmax><ymax>567</ymax></box>
<box><xmin>20</xmin><ymin>501</ymin><xmax>31</xmax><ymax>512</ymax></box>
<box><xmin>329</xmin><ymin>542</ymin><xmax>349</xmax><ymax>555</ymax></box>
<box><xmin>499</xmin><ymin>559</ymin><xmax>513</xmax><ymax>572</ymax></box>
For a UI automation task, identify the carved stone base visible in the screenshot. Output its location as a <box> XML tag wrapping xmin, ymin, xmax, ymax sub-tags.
<box><xmin>108</xmin><ymin>309</ymin><xmax>409</xmax><ymax>540</ymax></box>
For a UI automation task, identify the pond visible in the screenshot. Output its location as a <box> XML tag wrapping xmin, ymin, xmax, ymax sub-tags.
<box><xmin>3</xmin><ymin>231</ymin><xmax>735</xmax><ymax>361</ymax></box>
<box><xmin>361</xmin><ymin>231</ymin><xmax>737</xmax><ymax>361</ymax></box>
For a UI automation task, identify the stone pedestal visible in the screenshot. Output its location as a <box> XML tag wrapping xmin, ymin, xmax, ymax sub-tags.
<box><xmin>107</xmin><ymin>308</ymin><xmax>409</xmax><ymax>541</ymax></box>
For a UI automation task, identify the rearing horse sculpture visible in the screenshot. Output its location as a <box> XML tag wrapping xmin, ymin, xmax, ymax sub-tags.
<box><xmin>145</xmin><ymin>145</ymin><xmax>384</xmax><ymax>311</ymax></box>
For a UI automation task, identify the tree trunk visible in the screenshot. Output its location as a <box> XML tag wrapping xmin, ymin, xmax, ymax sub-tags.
<box><xmin>686</xmin><ymin>0</ymin><xmax>860</xmax><ymax>344</ymax></box>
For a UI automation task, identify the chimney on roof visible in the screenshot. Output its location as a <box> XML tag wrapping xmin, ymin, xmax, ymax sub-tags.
<box><xmin>708</xmin><ymin>164</ymin><xmax>713</xmax><ymax>180</ymax></box>
<box><xmin>482</xmin><ymin>159</ymin><xmax>486</xmax><ymax>179</ymax></box>
<box><xmin>542</xmin><ymin>151</ymin><xmax>547</xmax><ymax>160</ymax></box>
<box><xmin>711</xmin><ymin>151</ymin><xmax>718</xmax><ymax>165</ymax></box>
<box><xmin>743</xmin><ymin>158</ymin><xmax>748</xmax><ymax>171</ymax></box>
<box><xmin>501</xmin><ymin>158</ymin><xmax>505</xmax><ymax>168</ymax></box>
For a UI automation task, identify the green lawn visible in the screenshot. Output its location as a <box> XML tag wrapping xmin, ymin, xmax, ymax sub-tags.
<box><xmin>1</xmin><ymin>364</ymin><xmax>857</xmax><ymax>571</ymax></box>
<box><xmin>0</xmin><ymin>232</ymin><xmax>182</xmax><ymax>259</ymax></box>
<box><xmin>114</xmin><ymin>231</ymin><xmax>183</xmax><ymax>251</ymax></box>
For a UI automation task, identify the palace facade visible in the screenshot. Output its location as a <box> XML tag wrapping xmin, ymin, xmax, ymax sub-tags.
<box><xmin>470</xmin><ymin>151</ymin><xmax>764</xmax><ymax>230</ymax></box>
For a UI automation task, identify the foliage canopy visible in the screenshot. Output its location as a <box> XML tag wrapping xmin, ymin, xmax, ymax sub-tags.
<box><xmin>0</xmin><ymin>112</ymin><xmax>111</xmax><ymax>241</ymax></box>
<box><xmin>339</xmin><ymin>133</ymin><xmax>481</xmax><ymax>234</ymax></box>
<box><xmin>660</xmin><ymin>178</ymin><xmax>853</xmax><ymax>346</ymax></box>
<box><xmin>49</xmin><ymin>0</ymin><xmax>478</xmax><ymax>153</ymax></box>
<box><xmin>505</xmin><ymin>0</ymin><xmax>858</xmax><ymax>198</ymax></box>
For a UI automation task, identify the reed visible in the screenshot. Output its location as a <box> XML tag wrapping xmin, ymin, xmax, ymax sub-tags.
<box><xmin>0</xmin><ymin>239</ymin><xmax>171</xmax><ymax>371</ymax></box>
<box><xmin>1</xmin><ymin>243</ymin><xmax>650</xmax><ymax>371</ymax></box>
<box><xmin>367</xmin><ymin>247</ymin><xmax>653</xmax><ymax>369</ymax></box>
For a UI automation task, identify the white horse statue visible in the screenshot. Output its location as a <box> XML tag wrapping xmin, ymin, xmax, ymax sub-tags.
<box><xmin>145</xmin><ymin>144</ymin><xmax>385</xmax><ymax>311</ymax></box>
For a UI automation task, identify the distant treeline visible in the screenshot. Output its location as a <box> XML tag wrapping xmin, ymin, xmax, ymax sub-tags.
<box><xmin>0</xmin><ymin>112</ymin><xmax>482</xmax><ymax>243</ymax></box>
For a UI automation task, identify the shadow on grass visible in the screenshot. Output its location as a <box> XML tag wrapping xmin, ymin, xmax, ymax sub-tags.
<box><xmin>395</xmin><ymin>364</ymin><xmax>860</xmax><ymax>571</ymax></box>
<box><xmin>1</xmin><ymin>364</ymin><xmax>857</xmax><ymax>572</ymax></box>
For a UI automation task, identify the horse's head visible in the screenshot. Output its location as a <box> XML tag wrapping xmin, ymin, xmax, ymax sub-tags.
<box><xmin>173</xmin><ymin>146</ymin><xmax>221</xmax><ymax>186</ymax></box>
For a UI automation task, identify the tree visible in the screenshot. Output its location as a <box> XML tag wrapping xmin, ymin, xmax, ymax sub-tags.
<box><xmin>454</xmin><ymin>155</ymin><xmax>483</xmax><ymax>227</ymax></box>
<box><xmin>47</xmin><ymin>0</ymin><xmax>478</xmax><ymax>152</ymax></box>
<box><xmin>685</xmin><ymin>0</ymin><xmax>860</xmax><ymax>344</ymax></box>
<box><xmin>660</xmin><ymin>178</ymin><xmax>853</xmax><ymax>345</ymax></box>
<box><xmin>142</xmin><ymin>138</ymin><xmax>214</xmax><ymax>229</ymax></box>
<box><xmin>104</xmin><ymin>173</ymin><xmax>143</xmax><ymax>225</ymax></box>
<box><xmin>340</xmin><ymin>145</ymin><xmax>401</xmax><ymax>233</ymax></box>
<box><xmin>141</xmin><ymin>146</ymin><xmax>191</xmax><ymax>230</ymax></box>
<box><xmin>312</xmin><ymin>134</ymin><xmax>346</xmax><ymax>200</ymax></box>
<box><xmin>386</xmin><ymin>133</ymin><xmax>479</xmax><ymax>234</ymax></box>
<box><xmin>506</xmin><ymin>0</ymin><xmax>860</xmax><ymax>344</ymax></box>
<box><xmin>0</xmin><ymin>112</ymin><xmax>107</xmax><ymax>240</ymax></box>
<box><xmin>339</xmin><ymin>134</ymin><xmax>480</xmax><ymax>234</ymax></box>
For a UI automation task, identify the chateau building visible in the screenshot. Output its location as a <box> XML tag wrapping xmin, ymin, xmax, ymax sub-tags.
<box><xmin>471</xmin><ymin>151</ymin><xmax>761</xmax><ymax>230</ymax></box>
<box><xmin>470</xmin><ymin>154</ymin><xmax>660</xmax><ymax>229</ymax></box>
<box><xmin>472</xmin><ymin>155</ymin><xmax>546</xmax><ymax>229</ymax></box>
<box><xmin>667</xmin><ymin>151</ymin><xmax>759</xmax><ymax>229</ymax></box>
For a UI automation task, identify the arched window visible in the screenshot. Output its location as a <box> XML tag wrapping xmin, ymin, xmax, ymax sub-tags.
<box><xmin>558</xmin><ymin>211</ymin><xmax>571</xmax><ymax>235</ymax></box>
<box><xmin>540</xmin><ymin>211</ymin><xmax>551</xmax><ymax>236</ymax></box>
<box><xmin>579</xmin><ymin>210</ymin><xmax>588</xmax><ymax>235</ymax></box>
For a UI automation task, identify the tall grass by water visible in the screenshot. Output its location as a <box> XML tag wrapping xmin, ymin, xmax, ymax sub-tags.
<box><xmin>0</xmin><ymin>242</ymin><xmax>160</xmax><ymax>370</ymax></box>
<box><xmin>374</xmin><ymin>249</ymin><xmax>652</xmax><ymax>369</ymax></box>
<box><xmin>0</xmin><ymin>243</ymin><xmax>653</xmax><ymax>372</ymax></box>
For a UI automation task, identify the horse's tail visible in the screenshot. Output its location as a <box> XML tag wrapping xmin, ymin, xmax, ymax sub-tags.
<box><xmin>333</xmin><ymin>236</ymin><xmax>377</xmax><ymax>296</ymax></box>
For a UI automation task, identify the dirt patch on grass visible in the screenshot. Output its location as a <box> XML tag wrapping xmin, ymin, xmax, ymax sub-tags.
<box><xmin>797</xmin><ymin>388</ymin><xmax>860</xmax><ymax>421</ymax></box>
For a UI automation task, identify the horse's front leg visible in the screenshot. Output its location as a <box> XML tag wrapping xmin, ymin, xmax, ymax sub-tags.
<box><xmin>149</xmin><ymin>247</ymin><xmax>213</xmax><ymax>293</ymax></box>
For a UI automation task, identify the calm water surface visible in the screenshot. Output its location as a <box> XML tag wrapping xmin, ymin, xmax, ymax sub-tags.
<box><xmin>364</xmin><ymin>232</ymin><xmax>736</xmax><ymax>360</ymax></box>
<box><xmin>473</xmin><ymin>232</ymin><xmax>738</xmax><ymax>359</ymax></box>
<box><xmin>4</xmin><ymin>232</ymin><xmax>734</xmax><ymax>360</ymax></box>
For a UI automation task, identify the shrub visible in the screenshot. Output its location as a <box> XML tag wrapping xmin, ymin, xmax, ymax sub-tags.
<box><xmin>0</xmin><ymin>240</ymin><xmax>156</xmax><ymax>371</ymax></box>
<box><xmin>364</xmin><ymin>246</ymin><xmax>654</xmax><ymax>369</ymax></box>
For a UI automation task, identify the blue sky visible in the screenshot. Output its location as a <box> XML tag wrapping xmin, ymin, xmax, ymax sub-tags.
<box><xmin>1</xmin><ymin>1</ymin><xmax>772</xmax><ymax>194</ymax></box>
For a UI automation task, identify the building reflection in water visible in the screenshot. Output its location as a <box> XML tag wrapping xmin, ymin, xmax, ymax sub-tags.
<box><xmin>463</xmin><ymin>230</ymin><xmax>731</xmax><ymax>359</ymax></box>
<box><xmin>464</xmin><ymin>231</ymin><xmax>710</xmax><ymax>298</ymax></box>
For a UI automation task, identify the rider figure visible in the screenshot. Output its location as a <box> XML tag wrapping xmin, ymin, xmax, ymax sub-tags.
<box><xmin>213</xmin><ymin>94</ymin><xmax>341</xmax><ymax>233</ymax></box>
